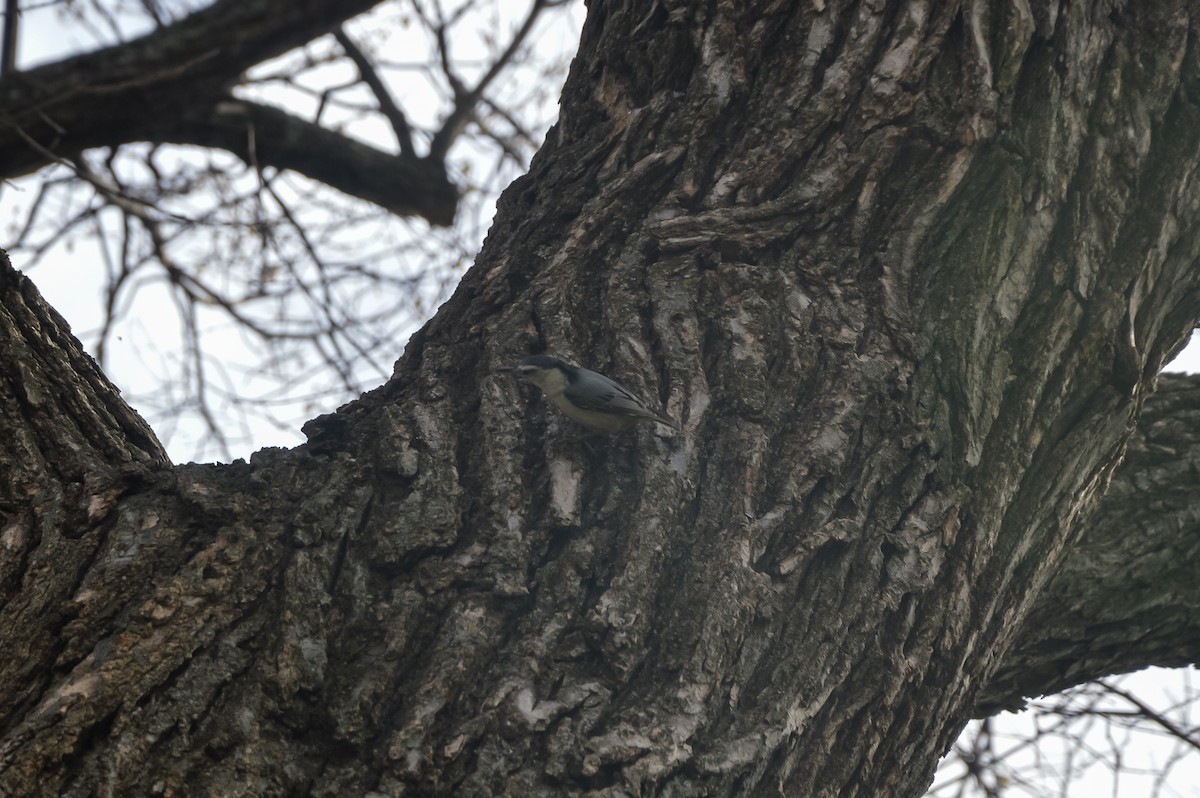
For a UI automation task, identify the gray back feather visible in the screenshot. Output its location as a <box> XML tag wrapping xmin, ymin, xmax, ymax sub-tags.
<box><xmin>564</xmin><ymin>367</ymin><xmax>671</xmax><ymax>423</ymax></box>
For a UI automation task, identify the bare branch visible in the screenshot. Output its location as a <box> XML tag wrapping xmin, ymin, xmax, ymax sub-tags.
<box><xmin>160</xmin><ymin>97</ymin><xmax>457</xmax><ymax>225</ymax></box>
<box><xmin>0</xmin><ymin>0</ymin><xmax>387</xmax><ymax>179</ymax></box>
<box><xmin>428</xmin><ymin>0</ymin><xmax>552</xmax><ymax>160</ymax></box>
<box><xmin>334</xmin><ymin>26</ymin><xmax>416</xmax><ymax>156</ymax></box>
<box><xmin>1097</xmin><ymin>679</ymin><xmax>1200</xmax><ymax>753</ymax></box>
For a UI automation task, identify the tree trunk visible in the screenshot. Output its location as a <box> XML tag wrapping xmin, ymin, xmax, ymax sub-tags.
<box><xmin>4</xmin><ymin>1</ymin><xmax>1200</xmax><ymax>796</ymax></box>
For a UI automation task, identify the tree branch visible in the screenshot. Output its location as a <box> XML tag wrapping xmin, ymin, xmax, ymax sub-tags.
<box><xmin>0</xmin><ymin>250</ymin><xmax>169</xmax><ymax>471</ymax></box>
<box><xmin>980</xmin><ymin>372</ymin><xmax>1200</xmax><ymax>714</ymax></box>
<box><xmin>164</xmin><ymin>97</ymin><xmax>456</xmax><ymax>224</ymax></box>
<box><xmin>334</xmin><ymin>25</ymin><xmax>415</xmax><ymax>157</ymax></box>
<box><xmin>0</xmin><ymin>0</ymin><xmax>384</xmax><ymax>177</ymax></box>
<box><xmin>428</xmin><ymin>0</ymin><xmax>551</xmax><ymax>161</ymax></box>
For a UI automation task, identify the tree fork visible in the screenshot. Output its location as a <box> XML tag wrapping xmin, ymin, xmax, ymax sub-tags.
<box><xmin>4</xmin><ymin>1</ymin><xmax>1200</xmax><ymax>796</ymax></box>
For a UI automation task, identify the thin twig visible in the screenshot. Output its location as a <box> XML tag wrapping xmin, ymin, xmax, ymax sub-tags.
<box><xmin>334</xmin><ymin>26</ymin><xmax>415</xmax><ymax>155</ymax></box>
<box><xmin>1097</xmin><ymin>679</ymin><xmax>1200</xmax><ymax>753</ymax></box>
<box><xmin>429</xmin><ymin>0</ymin><xmax>551</xmax><ymax>160</ymax></box>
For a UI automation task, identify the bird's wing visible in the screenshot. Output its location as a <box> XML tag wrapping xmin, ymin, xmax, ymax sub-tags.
<box><xmin>565</xmin><ymin>369</ymin><xmax>677</xmax><ymax>427</ymax></box>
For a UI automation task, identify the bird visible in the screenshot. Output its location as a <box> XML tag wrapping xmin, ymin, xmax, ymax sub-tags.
<box><xmin>502</xmin><ymin>354</ymin><xmax>679</xmax><ymax>434</ymax></box>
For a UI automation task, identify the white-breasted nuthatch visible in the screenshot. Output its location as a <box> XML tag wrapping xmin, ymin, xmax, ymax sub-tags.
<box><xmin>502</xmin><ymin>355</ymin><xmax>678</xmax><ymax>434</ymax></box>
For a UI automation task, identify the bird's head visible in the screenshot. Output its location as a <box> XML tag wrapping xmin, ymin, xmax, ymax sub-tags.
<box><xmin>502</xmin><ymin>355</ymin><xmax>574</xmax><ymax>393</ymax></box>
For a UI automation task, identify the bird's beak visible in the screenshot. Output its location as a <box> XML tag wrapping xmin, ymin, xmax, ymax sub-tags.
<box><xmin>494</xmin><ymin>366</ymin><xmax>515</xmax><ymax>374</ymax></box>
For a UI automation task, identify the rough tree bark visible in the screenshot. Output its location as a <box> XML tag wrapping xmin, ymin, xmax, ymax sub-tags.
<box><xmin>3</xmin><ymin>1</ymin><xmax>1200</xmax><ymax>797</ymax></box>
